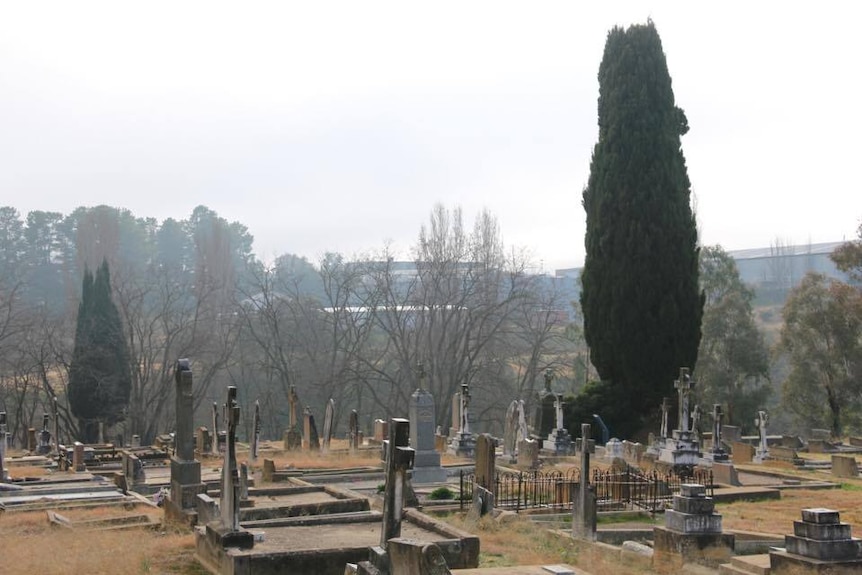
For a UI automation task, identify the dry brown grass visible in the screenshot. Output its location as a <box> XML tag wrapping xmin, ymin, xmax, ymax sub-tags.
<box><xmin>6</xmin><ymin>465</ymin><xmax>49</xmax><ymax>479</ymax></box>
<box><xmin>0</xmin><ymin>510</ymin><xmax>207</xmax><ymax>574</ymax></box>
<box><xmin>719</xmin><ymin>487</ymin><xmax>862</xmax><ymax>534</ymax></box>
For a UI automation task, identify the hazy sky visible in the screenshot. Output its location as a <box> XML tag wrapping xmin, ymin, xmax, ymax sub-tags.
<box><xmin>2</xmin><ymin>2</ymin><xmax>860</xmax><ymax>271</ymax></box>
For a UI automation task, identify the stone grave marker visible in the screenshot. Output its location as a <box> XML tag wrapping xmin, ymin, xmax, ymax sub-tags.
<box><xmin>250</xmin><ymin>400</ymin><xmax>261</xmax><ymax>463</ymax></box>
<box><xmin>472</xmin><ymin>434</ymin><xmax>496</xmax><ymax>517</ymax></box>
<box><xmin>373</xmin><ymin>419</ymin><xmax>388</xmax><ymax>443</ymax></box>
<box><xmin>303</xmin><ymin>407</ymin><xmax>320</xmax><ymax>451</ymax></box>
<box><xmin>409</xmin><ymin>374</ymin><xmax>447</xmax><ymax>483</ymax></box>
<box><xmin>832</xmin><ymin>454</ymin><xmax>860</xmax><ymax>478</ymax></box>
<box><xmin>196</xmin><ymin>427</ymin><xmax>211</xmax><ymax>456</ymax></box>
<box><xmin>518</xmin><ymin>438</ymin><xmax>539</xmax><ymax>469</ymax></box>
<box><xmin>283</xmin><ymin>385</ymin><xmax>302</xmax><ymax>450</ymax></box>
<box><xmin>165</xmin><ymin>359</ymin><xmax>206</xmax><ymax>523</ymax></box>
<box><xmin>52</xmin><ymin>396</ymin><xmax>60</xmax><ymax>458</ymax></box>
<box><xmin>503</xmin><ymin>400</ymin><xmax>518</xmax><ymax>459</ymax></box>
<box><xmin>349</xmin><ymin>409</ymin><xmax>360</xmax><ymax>452</ymax></box>
<box><xmin>544</xmin><ymin>393</ymin><xmax>572</xmax><ymax>455</ymax></box>
<box><xmin>660</xmin><ymin>397</ymin><xmax>671</xmax><ymax>439</ymax></box>
<box><xmin>73</xmin><ymin>441</ymin><xmax>85</xmax><ymax>472</ymax></box>
<box><xmin>0</xmin><ymin>411</ymin><xmax>6</xmax><ymax>481</ymax></box>
<box><xmin>322</xmin><ymin>398</ymin><xmax>335</xmax><ymax>453</ymax></box>
<box><xmin>210</xmin><ymin>402</ymin><xmax>220</xmax><ymax>456</ymax></box>
<box><xmin>37</xmin><ymin>413</ymin><xmax>51</xmax><ymax>455</ymax></box>
<box><xmin>572</xmin><ymin>423</ymin><xmax>596</xmax><ymax>541</ymax></box>
<box><xmin>754</xmin><ymin>410</ymin><xmax>769</xmax><ymax>463</ymax></box>
<box><xmin>722</xmin><ymin>425</ymin><xmax>742</xmax><ymax>443</ymax></box>
<box><xmin>447</xmin><ymin>380</ymin><xmax>476</xmax><ymax>457</ymax></box>
<box><xmin>204</xmin><ymin>385</ymin><xmax>254</xmax><ymax>549</ymax></box>
<box><xmin>27</xmin><ymin>427</ymin><xmax>36</xmax><ymax>452</ymax></box>
<box><xmin>709</xmin><ymin>404</ymin><xmax>729</xmax><ymax>462</ymax></box>
<box><xmin>770</xmin><ymin>508</ymin><xmax>862</xmax><ymax>572</ymax></box>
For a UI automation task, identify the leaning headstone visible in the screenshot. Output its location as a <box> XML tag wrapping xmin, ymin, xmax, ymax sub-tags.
<box><xmin>832</xmin><ymin>455</ymin><xmax>860</xmax><ymax>478</ymax></box>
<box><xmin>653</xmin><ymin>483</ymin><xmax>734</xmax><ymax>569</ymax></box>
<box><xmin>322</xmin><ymin>398</ymin><xmax>335</xmax><ymax>453</ymax></box>
<box><xmin>770</xmin><ymin>508</ymin><xmax>862</xmax><ymax>572</ymax></box>
<box><xmin>204</xmin><ymin>385</ymin><xmax>254</xmax><ymax>549</ymax></box>
<box><xmin>409</xmin><ymin>382</ymin><xmax>447</xmax><ymax>484</ymax></box>
<box><xmin>165</xmin><ymin>359</ymin><xmax>206</xmax><ymax>524</ymax></box>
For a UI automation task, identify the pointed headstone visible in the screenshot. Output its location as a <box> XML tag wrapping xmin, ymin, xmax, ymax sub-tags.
<box><xmin>322</xmin><ymin>398</ymin><xmax>335</xmax><ymax>453</ymax></box>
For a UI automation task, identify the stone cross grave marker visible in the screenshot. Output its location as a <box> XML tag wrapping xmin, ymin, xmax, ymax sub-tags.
<box><xmin>211</xmin><ymin>402</ymin><xmax>220</xmax><ymax>456</ymax></box>
<box><xmin>554</xmin><ymin>394</ymin><xmax>564</xmax><ymax>430</ymax></box>
<box><xmin>712</xmin><ymin>404</ymin><xmax>724</xmax><ymax>454</ymax></box>
<box><xmin>322</xmin><ymin>398</ymin><xmax>335</xmax><ymax>453</ymax></box>
<box><xmin>674</xmin><ymin>368</ymin><xmax>694</xmax><ymax>433</ymax></box>
<box><xmin>251</xmin><ymin>400</ymin><xmax>261</xmax><ymax>463</ymax></box>
<box><xmin>660</xmin><ymin>397</ymin><xmax>671</xmax><ymax>439</ymax></box>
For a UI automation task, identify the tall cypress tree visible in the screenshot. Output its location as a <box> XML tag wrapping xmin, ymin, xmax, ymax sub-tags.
<box><xmin>579</xmin><ymin>22</ymin><xmax>703</xmax><ymax>438</ymax></box>
<box><xmin>68</xmin><ymin>259</ymin><xmax>131</xmax><ymax>443</ymax></box>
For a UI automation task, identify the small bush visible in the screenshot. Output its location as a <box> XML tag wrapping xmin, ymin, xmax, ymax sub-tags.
<box><xmin>428</xmin><ymin>486</ymin><xmax>455</xmax><ymax>500</ymax></box>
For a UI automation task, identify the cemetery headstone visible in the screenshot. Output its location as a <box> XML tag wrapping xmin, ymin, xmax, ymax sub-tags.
<box><xmin>472</xmin><ymin>434</ymin><xmax>496</xmax><ymax>518</ymax></box>
<box><xmin>27</xmin><ymin>427</ymin><xmax>36</xmax><ymax>452</ymax></box>
<box><xmin>657</xmin><ymin>368</ymin><xmax>702</xmax><ymax>469</ymax></box>
<box><xmin>572</xmin><ymin>423</ymin><xmax>596</xmax><ymax>541</ymax></box>
<box><xmin>303</xmin><ymin>407</ymin><xmax>320</xmax><ymax>451</ymax></box>
<box><xmin>165</xmin><ymin>359</ymin><xmax>206</xmax><ymax>522</ymax></box>
<box><xmin>754</xmin><ymin>410</ymin><xmax>769</xmax><ymax>463</ymax></box>
<box><xmin>131</xmin><ymin>434</ymin><xmax>141</xmax><ymax>448</ymax></box>
<box><xmin>283</xmin><ymin>386</ymin><xmax>302</xmax><ymax>450</ymax></box>
<box><xmin>322</xmin><ymin>398</ymin><xmax>335</xmax><ymax>453</ymax></box>
<box><xmin>518</xmin><ymin>438</ymin><xmax>539</xmax><ymax>469</ymax></box>
<box><xmin>660</xmin><ymin>397</ymin><xmax>671</xmax><ymax>439</ymax></box>
<box><xmin>709</xmin><ymin>404</ymin><xmax>729</xmax><ymax>462</ymax></box>
<box><xmin>722</xmin><ymin>425</ymin><xmax>742</xmax><ymax>444</ymax></box>
<box><xmin>532</xmin><ymin>369</ymin><xmax>557</xmax><ymax>442</ymax></box>
<box><xmin>73</xmin><ymin>441</ymin><xmax>85</xmax><ymax>472</ymax></box>
<box><xmin>691</xmin><ymin>404</ymin><xmax>702</xmax><ymax>439</ymax></box>
<box><xmin>204</xmin><ymin>385</ymin><xmax>254</xmax><ymax>549</ymax></box>
<box><xmin>447</xmin><ymin>380</ymin><xmax>476</xmax><ymax>457</ymax></box>
<box><xmin>409</xmin><ymin>375</ymin><xmax>447</xmax><ymax>483</ymax></box>
<box><xmin>653</xmin><ymin>483</ymin><xmax>734</xmax><ymax>569</ymax></box>
<box><xmin>503</xmin><ymin>400</ymin><xmax>518</xmax><ymax>459</ymax></box>
<box><xmin>544</xmin><ymin>393</ymin><xmax>572</xmax><ymax>455</ymax></box>
<box><xmin>37</xmin><ymin>413</ymin><xmax>51</xmax><ymax>455</ymax></box>
<box><xmin>52</xmin><ymin>396</ymin><xmax>60</xmax><ymax>458</ymax></box>
<box><xmin>449</xmin><ymin>391</ymin><xmax>461</xmax><ymax>438</ymax></box>
<box><xmin>349</xmin><ymin>409</ymin><xmax>360</xmax><ymax>452</ymax></box>
<box><xmin>211</xmin><ymin>402</ymin><xmax>220</xmax><ymax>457</ymax></box>
<box><xmin>196</xmin><ymin>427</ymin><xmax>211</xmax><ymax>456</ymax></box>
<box><xmin>251</xmin><ymin>400</ymin><xmax>261</xmax><ymax>463</ymax></box>
<box><xmin>0</xmin><ymin>411</ymin><xmax>7</xmax><ymax>481</ymax></box>
<box><xmin>770</xmin><ymin>508</ymin><xmax>862</xmax><ymax>572</ymax></box>
<box><xmin>373</xmin><ymin>419</ymin><xmax>389</xmax><ymax>443</ymax></box>
<box><xmin>832</xmin><ymin>455</ymin><xmax>860</xmax><ymax>478</ymax></box>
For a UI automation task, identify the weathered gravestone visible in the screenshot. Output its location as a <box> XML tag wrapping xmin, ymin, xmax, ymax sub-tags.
<box><xmin>754</xmin><ymin>410</ymin><xmax>769</xmax><ymax>463</ymax></box>
<box><xmin>204</xmin><ymin>385</ymin><xmax>254</xmax><ymax>550</ymax></box>
<box><xmin>322</xmin><ymin>398</ymin><xmax>335</xmax><ymax>453</ymax></box>
<box><xmin>572</xmin><ymin>423</ymin><xmax>596</xmax><ymax>541</ymax></box>
<box><xmin>349</xmin><ymin>409</ymin><xmax>361</xmax><ymax>452</ymax></box>
<box><xmin>708</xmin><ymin>404</ymin><xmax>729</xmax><ymax>462</ymax></box>
<box><xmin>472</xmin><ymin>434</ymin><xmax>495</xmax><ymax>517</ymax></box>
<box><xmin>37</xmin><ymin>413</ymin><xmax>52</xmax><ymax>455</ymax></box>
<box><xmin>545</xmin><ymin>394</ymin><xmax>572</xmax><ymax>455</ymax></box>
<box><xmin>447</xmin><ymin>381</ymin><xmax>476</xmax><ymax>457</ymax></box>
<box><xmin>832</xmin><ymin>455</ymin><xmax>860</xmax><ymax>478</ymax></box>
<box><xmin>303</xmin><ymin>407</ymin><xmax>320</xmax><ymax>451</ymax></box>
<box><xmin>354</xmin><ymin>418</ymin><xmax>416</xmax><ymax>573</ymax></box>
<box><xmin>503</xmin><ymin>400</ymin><xmax>519</xmax><ymax>460</ymax></box>
<box><xmin>0</xmin><ymin>411</ymin><xmax>7</xmax><ymax>481</ymax></box>
<box><xmin>165</xmin><ymin>359</ymin><xmax>206</xmax><ymax>524</ymax></box>
<box><xmin>196</xmin><ymin>427</ymin><xmax>211</xmax><ymax>456</ymax></box>
<box><xmin>282</xmin><ymin>385</ymin><xmax>302</xmax><ymax>450</ymax></box>
<box><xmin>210</xmin><ymin>402</ymin><xmax>220</xmax><ymax>456</ymax></box>
<box><xmin>770</xmin><ymin>508</ymin><xmax>862</xmax><ymax>573</ymax></box>
<box><xmin>518</xmin><ymin>438</ymin><xmax>539</xmax><ymax>469</ymax></box>
<box><xmin>250</xmin><ymin>400</ymin><xmax>261</xmax><ymax>463</ymax></box>
<box><xmin>410</xmin><ymin>371</ymin><xmax>447</xmax><ymax>484</ymax></box>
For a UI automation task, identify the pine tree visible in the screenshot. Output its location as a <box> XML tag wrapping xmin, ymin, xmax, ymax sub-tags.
<box><xmin>579</xmin><ymin>22</ymin><xmax>703</xmax><ymax>438</ymax></box>
<box><xmin>68</xmin><ymin>259</ymin><xmax>131</xmax><ymax>443</ymax></box>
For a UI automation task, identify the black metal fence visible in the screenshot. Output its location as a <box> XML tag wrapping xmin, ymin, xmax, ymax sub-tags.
<box><xmin>459</xmin><ymin>466</ymin><xmax>713</xmax><ymax>513</ymax></box>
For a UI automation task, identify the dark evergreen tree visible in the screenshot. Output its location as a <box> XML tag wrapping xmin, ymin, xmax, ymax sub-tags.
<box><xmin>68</xmin><ymin>259</ymin><xmax>132</xmax><ymax>443</ymax></box>
<box><xmin>579</xmin><ymin>22</ymin><xmax>703</xmax><ymax>438</ymax></box>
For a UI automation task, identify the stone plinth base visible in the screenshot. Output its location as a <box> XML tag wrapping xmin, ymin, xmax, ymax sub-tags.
<box><xmin>205</xmin><ymin>521</ymin><xmax>255</xmax><ymax>550</ymax></box>
<box><xmin>170</xmin><ymin>479</ymin><xmax>207</xmax><ymax>510</ymax></box>
<box><xmin>770</xmin><ymin>550</ymin><xmax>862</xmax><ymax>575</ymax></box>
<box><xmin>544</xmin><ymin>429</ymin><xmax>573</xmax><ymax>456</ymax></box>
<box><xmin>653</xmin><ymin>526</ymin><xmax>734</xmax><ymax>569</ymax></box>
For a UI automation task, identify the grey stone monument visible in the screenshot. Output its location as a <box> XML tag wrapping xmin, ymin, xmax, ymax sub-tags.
<box><xmin>754</xmin><ymin>410</ymin><xmax>769</xmax><ymax>463</ymax></box>
<box><xmin>360</xmin><ymin>418</ymin><xmax>415</xmax><ymax>573</ymax></box>
<box><xmin>204</xmin><ymin>385</ymin><xmax>254</xmax><ymax>549</ymax></box>
<box><xmin>544</xmin><ymin>393</ymin><xmax>572</xmax><ymax>455</ymax></box>
<box><xmin>447</xmin><ymin>380</ymin><xmax>476</xmax><ymax>457</ymax></box>
<box><xmin>348</xmin><ymin>409</ymin><xmax>360</xmax><ymax>452</ymax></box>
<box><xmin>503</xmin><ymin>400</ymin><xmax>519</xmax><ymax>460</ymax></box>
<box><xmin>52</xmin><ymin>396</ymin><xmax>60</xmax><ymax>459</ymax></box>
<box><xmin>303</xmin><ymin>407</ymin><xmax>320</xmax><ymax>451</ymax></box>
<box><xmin>709</xmin><ymin>404</ymin><xmax>729</xmax><ymax>462</ymax></box>
<box><xmin>210</xmin><ymin>402</ymin><xmax>220</xmax><ymax>457</ymax></box>
<box><xmin>283</xmin><ymin>385</ymin><xmax>302</xmax><ymax>450</ymax></box>
<box><xmin>250</xmin><ymin>400</ymin><xmax>261</xmax><ymax>463</ymax></box>
<box><xmin>472</xmin><ymin>434</ymin><xmax>496</xmax><ymax>517</ymax></box>
<box><xmin>657</xmin><ymin>368</ymin><xmax>702</xmax><ymax>469</ymax></box>
<box><xmin>37</xmin><ymin>413</ymin><xmax>52</xmax><ymax>455</ymax></box>
<box><xmin>165</xmin><ymin>359</ymin><xmax>206</xmax><ymax>523</ymax></box>
<box><xmin>0</xmin><ymin>411</ymin><xmax>7</xmax><ymax>482</ymax></box>
<box><xmin>770</xmin><ymin>508</ymin><xmax>862</xmax><ymax>572</ymax></box>
<box><xmin>660</xmin><ymin>397</ymin><xmax>671</xmax><ymax>439</ymax></box>
<box><xmin>572</xmin><ymin>423</ymin><xmax>596</xmax><ymax>541</ymax></box>
<box><xmin>409</xmin><ymin>364</ymin><xmax>447</xmax><ymax>484</ymax></box>
<box><xmin>322</xmin><ymin>398</ymin><xmax>335</xmax><ymax>453</ymax></box>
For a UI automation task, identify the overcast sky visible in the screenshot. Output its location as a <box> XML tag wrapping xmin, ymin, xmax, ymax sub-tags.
<box><xmin>2</xmin><ymin>2</ymin><xmax>860</xmax><ymax>271</ymax></box>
